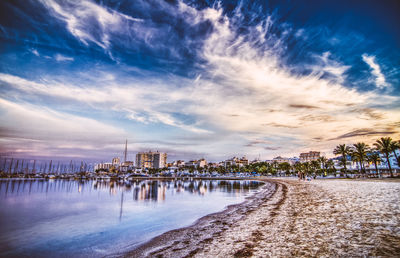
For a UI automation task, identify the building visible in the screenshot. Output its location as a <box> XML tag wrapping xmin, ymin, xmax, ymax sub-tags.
<box><xmin>185</xmin><ymin>160</ymin><xmax>198</xmax><ymax>167</ymax></box>
<box><xmin>299</xmin><ymin>151</ymin><xmax>321</xmax><ymax>163</ymax></box>
<box><xmin>268</xmin><ymin>156</ymin><xmax>299</xmax><ymax>165</ymax></box>
<box><xmin>197</xmin><ymin>159</ymin><xmax>207</xmax><ymax>168</ymax></box>
<box><xmin>112</xmin><ymin>157</ymin><xmax>120</xmax><ymax>166</ymax></box>
<box><xmin>136</xmin><ymin>151</ymin><xmax>167</xmax><ymax>169</ymax></box>
<box><xmin>173</xmin><ymin>160</ymin><xmax>185</xmax><ymax>167</ymax></box>
<box><xmin>94</xmin><ymin>162</ymin><xmax>113</xmax><ymax>171</ymax></box>
<box><xmin>119</xmin><ymin>161</ymin><xmax>134</xmax><ymax>172</ymax></box>
<box><xmin>270</xmin><ymin>156</ymin><xmax>290</xmax><ymax>164</ymax></box>
<box><xmin>224</xmin><ymin>157</ymin><xmax>249</xmax><ymax>167</ymax></box>
<box><xmin>184</xmin><ymin>159</ymin><xmax>207</xmax><ymax>168</ymax></box>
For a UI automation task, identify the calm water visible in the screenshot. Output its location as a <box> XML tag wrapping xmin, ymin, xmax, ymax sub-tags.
<box><xmin>0</xmin><ymin>179</ymin><xmax>264</xmax><ymax>257</ymax></box>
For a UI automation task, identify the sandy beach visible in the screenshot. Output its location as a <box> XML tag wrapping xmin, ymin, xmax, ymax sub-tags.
<box><xmin>122</xmin><ymin>178</ymin><xmax>400</xmax><ymax>257</ymax></box>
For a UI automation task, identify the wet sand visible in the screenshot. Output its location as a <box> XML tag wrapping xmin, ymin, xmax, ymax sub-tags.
<box><xmin>121</xmin><ymin>178</ymin><xmax>400</xmax><ymax>257</ymax></box>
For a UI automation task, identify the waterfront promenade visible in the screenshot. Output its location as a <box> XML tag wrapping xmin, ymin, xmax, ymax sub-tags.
<box><xmin>124</xmin><ymin>178</ymin><xmax>400</xmax><ymax>257</ymax></box>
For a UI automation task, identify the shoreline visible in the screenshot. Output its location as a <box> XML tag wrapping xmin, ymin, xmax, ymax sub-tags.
<box><xmin>118</xmin><ymin>178</ymin><xmax>400</xmax><ymax>257</ymax></box>
<box><xmin>111</xmin><ymin>179</ymin><xmax>278</xmax><ymax>258</ymax></box>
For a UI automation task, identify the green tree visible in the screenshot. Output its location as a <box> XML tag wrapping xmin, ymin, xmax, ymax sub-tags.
<box><xmin>390</xmin><ymin>140</ymin><xmax>400</xmax><ymax>165</ymax></box>
<box><xmin>310</xmin><ymin>160</ymin><xmax>320</xmax><ymax>175</ymax></box>
<box><xmin>303</xmin><ymin>162</ymin><xmax>311</xmax><ymax>176</ymax></box>
<box><xmin>325</xmin><ymin>160</ymin><xmax>335</xmax><ymax>176</ymax></box>
<box><xmin>293</xmin><ymin>162</ymin><xmax>304</xmax><ymax>179</ymax></box>
<box><xmin>278</xmin><ymin>162</ymin><xmax>291</xmax><ymax>176</ymax></box>
<box><xmin>317</xmin><ymin>157</ymin><xmax>328</xmax><ymax>176</ymax></box>
<box><xmin>374</xmin><ymin>137</ymin><xmax>394</xmax><ymax>177</ymax></box>
<box><xmin>333</xmin><ymin>144</ymin><xmax>351</xmax><ymax>176</ymax></box>
<box><xmin>367</xmin><ymin>152</ymin><xmax>381</xmax><ymax>178</ymax></box>
<box><xmin>351</xmin><ymin>142</ymin><xmax>369</xmax><ymax>175</ymax></box>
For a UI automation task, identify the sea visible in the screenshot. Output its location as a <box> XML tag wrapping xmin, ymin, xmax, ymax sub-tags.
<box><xmin>0</xmin><ymin>178</ymin><xmax>264</xmax><ymax>257</ymax></box>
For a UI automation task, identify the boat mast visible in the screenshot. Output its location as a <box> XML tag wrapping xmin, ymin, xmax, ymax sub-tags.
<box><xmin>32</xmin><ymin>160</ymin><xmax>36</xmax><ymax>174</ymax></box>
<box><xmin>8</xmin><ymin>158</ymin><xmax>13</xmax><ymax>174</ymax></box>
<box><xmin>24</xmin><ymin>160</ymin><xmax>28</xmax><ymax>174</ymax></box>
<box><xmin>2</xmin><ymin>158</ymin><xmax>6</xmax><ymax>172</ymax></box>
<box><xmin>48</xmin><ymin>160</ymin><xmax>52</xmax><ymax>174</ymax></box>
<box><xmin>14</xmin><ymin>159</ymin><xmax>19</xmax><ymax>174</ymax></box>
<box><xmin>124</xmin><ymin>139</ymin><xmax>128</xmax><ymax>163</ymax></box>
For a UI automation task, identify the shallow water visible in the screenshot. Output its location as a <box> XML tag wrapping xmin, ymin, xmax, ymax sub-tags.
<box><xmin>0</xmin><ymin>178</ymin><xmax>263</xmax><ymax>257</ymax></box>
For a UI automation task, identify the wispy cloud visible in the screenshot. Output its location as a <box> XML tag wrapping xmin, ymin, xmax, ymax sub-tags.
<box><xmin>55</xmin><ymin>54</ymin><xmax>74</xmax><ymax>62</ymax></box>
<box><xmin>1</xmin><ymin>0</ymin><xmax>399</xmax><ymax>161</ymax></box>
<box><xmin>362</xmin><ymin>54</ymin><xmax>388</xmax><ymax>89</ymax></box>
<box><xmin>39</xmin><ymin>0</ymin><xmax>143</xmax><ymax>50</ymax></box>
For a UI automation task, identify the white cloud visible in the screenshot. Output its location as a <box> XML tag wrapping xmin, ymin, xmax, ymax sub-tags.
<box><xmin>0</xmin><ymin>98</ymin><xmax>127</xmax><ymax>159</ymax></box>
<box><xmin>30</xmin><ymin>49</ymin><xmax>39</xmax><ymax>56</ymax></box>
<box><xmin>55</xmin><ymin>54</ymin><xmax>74</xmax><ymax>62</ymax></box>
<box><xmin>39</xmin><ymin>0</ymin><xmax>143</xmax><ymax>50</ymax></box>
<box><xmin>0</xmin><ymin>98</ymin><xmax>125</xmax><ymax>140</ymax></box>
<box><xmin>362</xmin><ymin>54</ymin><xmax>387</xmax><ymax>89</ymax></box>
<box><xmin>2</xmin><ymin>1</ymin><xmax>399</xmax><ymax>160</ymax></box>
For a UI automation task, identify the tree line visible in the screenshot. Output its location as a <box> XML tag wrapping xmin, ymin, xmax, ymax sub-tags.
<box><xmin>333</xmin><ymin>137</ymin><xmax>399</xmax><ymax>178</ymax></box>
<box><xmin>170</xmin><ymin>137</ymin><xmax>400</xmax><ymax>178</ymax></box>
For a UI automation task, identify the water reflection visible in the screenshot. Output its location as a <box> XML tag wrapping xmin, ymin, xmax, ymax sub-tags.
<box><xmin>0</xmin><ymin>179</ymin><xmax>264</xmax><ymax>257</ymax></box>
<box><xmin>0</xmin><ymin>179</ymin><xmax>263</xmax><ymax>202</ymax></box>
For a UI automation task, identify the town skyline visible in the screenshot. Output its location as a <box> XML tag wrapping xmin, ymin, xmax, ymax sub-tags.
<box><xmin>1</xmin><ymin>0</ymin><xmax>399</xmax><ymax>162</ymax></box>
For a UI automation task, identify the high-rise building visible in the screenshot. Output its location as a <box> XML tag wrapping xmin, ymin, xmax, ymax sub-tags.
<box><xmin>299</xmin><ymin>151</ymin><xmax>320</xmax><ymax>162</ymax></box>
<box><xmin>136</xmin><ymin>151</ymin><xmax>167</xmax><ymax>169</ymax></box>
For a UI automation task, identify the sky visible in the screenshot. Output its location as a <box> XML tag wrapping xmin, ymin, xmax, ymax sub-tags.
<box><xmin>0</xmin><ymin>0</ymin><xmax>399</xmax><ymax>163</ymax></box>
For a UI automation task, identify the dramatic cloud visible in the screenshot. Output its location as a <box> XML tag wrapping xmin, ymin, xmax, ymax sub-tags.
<box><xmin>1</xmin><ymin>0</ymin><xmax>399</xmax><ymax>161</ymax></box>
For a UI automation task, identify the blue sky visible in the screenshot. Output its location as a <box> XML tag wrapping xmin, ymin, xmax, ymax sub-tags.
<box><xmin>0</xmin><ymin>0</ymin><xmax>399</xmax><ymax>162</ymax></box>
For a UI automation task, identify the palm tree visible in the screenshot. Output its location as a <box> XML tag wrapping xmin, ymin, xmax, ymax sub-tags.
<box><xmin>303</xmin><ymin>162</ymin><xmax>311</xmax><ymax>177</ymax></box>
<box><xmin>333</xmin><ymin>144</ymin><xmax>351</xmax><ymax>176</ymax></box>
<box><xmin>317</xmin><ymin>157</ymin><xmax>328</xmax><ymax>177</ymax></box>
<box><xmin>278</xmin><ymin>162</ymin><xmax>291</xmax><ymax>176</ymax></box>
<box><xmin>310</xmin><ymin>160</ymin><xmax>320</xmax><ymax>176</ymax></box>
<box><xmin>367</xmin><ymin>152</ymin><xmax>381</xmax><ymax>178</ymax></box>
<box><xmin>293</xmin><ymin>162</ymin><xmax>304</xmax><ymax>179</ymax></box>
<box><xmin>374</xmin><ymin>137</ymin><xmax>394</xmax><ymax>177</ymax></box>
<box><xmin>390</xmin><ymin>140</ymin><xmax>400</xmax><ymax>165</ymax></box>
<box><xmin>352</xmin><ymin>142</ymin><xmax>369</xmax><ymax>175</ymax></box>
<box><xmin>325</xmin><ymin>160</ymin><xmax>335</xmax><ymax>176</ymax></box>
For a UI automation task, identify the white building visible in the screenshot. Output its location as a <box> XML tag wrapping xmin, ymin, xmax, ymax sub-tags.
<box><xmin>197</xmin><ymin>159</ymin><xmax>207</xmax><ymax>168</ymax></box>
<box><xmin>224</xmin><ymin>157</ymin><xmax>249</xmax><ymax>167</ymax></box>
<box><xmin>268</xmin><ymin>156</ymin><xmax>299</xmax><ymax>165</ymax></box>
<box><xmin>299</xmin><ymin>151</ymin><xmax>320</xmax><ymax>162</ymax></box>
